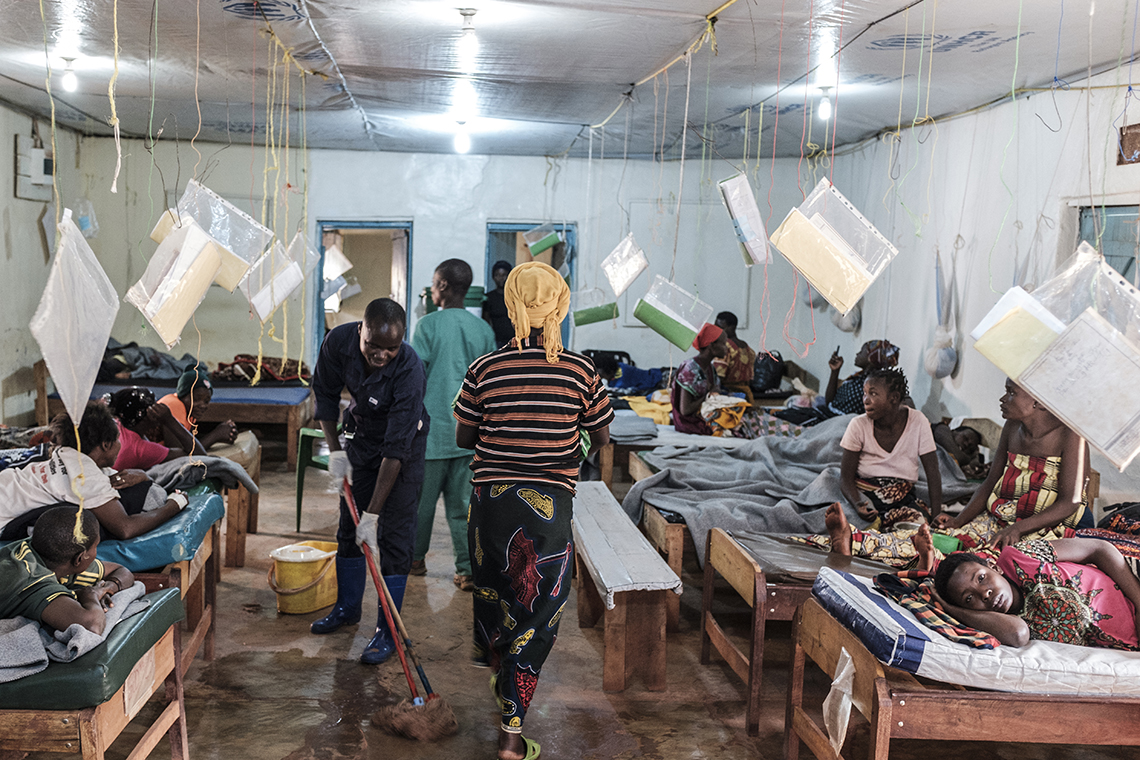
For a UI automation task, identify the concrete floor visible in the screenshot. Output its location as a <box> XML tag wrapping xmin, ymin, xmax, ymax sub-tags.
<box><xmin>78</xmin><ymin>441</ymin><xmax>1140</xmax><ymax>759</ymax></box>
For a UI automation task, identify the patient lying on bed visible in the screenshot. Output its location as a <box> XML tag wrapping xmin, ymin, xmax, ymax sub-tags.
<box><xmin>921</xmin><ymin>526</ymin><xmax>1140</xmax><ymax>650</ymax></box>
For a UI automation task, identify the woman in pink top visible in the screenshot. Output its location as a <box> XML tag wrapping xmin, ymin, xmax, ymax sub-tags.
<box><xmin>837</xmin><ymin>367</ymin><xmax>942</xmax><ymax>526</ymax></box>
<box><xmin>107</xmin><ymin>387</ymin><xmax>201</xmax><ymax>470</ymax></box>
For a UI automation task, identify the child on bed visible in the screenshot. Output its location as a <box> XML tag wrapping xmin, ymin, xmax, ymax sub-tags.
<box><xmin>921</xmin><ymin>525</ymin><xmax>1140</xmax><ymax>649</ymax></box>
<box><xmin>0</xmin><ymin>506</ymin><xmax>135</xmax><ymax>634</ymax></box>
<box><xmin>837</xmin><ymin>367</ymin><xmax>942</xmax><ymax>527</ymax></box>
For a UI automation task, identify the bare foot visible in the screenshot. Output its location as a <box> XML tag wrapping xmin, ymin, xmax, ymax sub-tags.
<box><xmin>911</xmin><ymin>523</ymin><xmax>936</xmax><ymax>571</ymax></box>
<box><xmin>498</xmin><ymin>729</ymin><xmax>525</xmax><ymax>760</ymax></box>
<box><xmin>826</xmin><ymin>502</ymin><xmax>852</xmax><ymax>556</ymax></box>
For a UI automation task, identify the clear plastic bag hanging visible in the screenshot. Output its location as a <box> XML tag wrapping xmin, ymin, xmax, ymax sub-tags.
<box><xmin>150</xmin><ymin>179</ymin><xmax>273</xmax><ymax>292</ymax></box>
<box><xmin>30</xmin><ymin>209</ymin><xmax>120</xmax><ymax>426</ymax></box>
<box><xmin>717</xmin><ymin>173</ymin><xmax>770</xmax><ymax>266</ymax></box>
<box><xmin>769</xmin><ymin>178</ymin><xmax>899</xmax><ymax>315</ymax></box>
<box><xmin>600</xmin><ymin>233</ymin><xmax>648</xmax><ymax>297</ymax></box>
<box><xmin>240</xmin><ymin>232</ymin><xmax>318</xmax><ymax>323</ymax></box>
<box><xmin>633</xmin><ymin>275</ymin><xmax>714</xmax><ymax>349</ymax></box>
<box><xmin>126</xmin><ymin>219</ymin><xmax>223</xmax><ymax>348</ymax></box>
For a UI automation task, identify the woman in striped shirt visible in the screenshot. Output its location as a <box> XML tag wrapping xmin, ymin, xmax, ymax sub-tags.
<box><xmin>455</xmin><ymin>261</ymin><xmax>613</xmax><ymax>760</ymax></box>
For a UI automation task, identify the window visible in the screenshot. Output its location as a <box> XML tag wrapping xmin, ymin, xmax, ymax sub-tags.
<box><xmin>1077</xmin><ymin>205</ymin><xmax>1140</xmax><ymax>283</ymax></box>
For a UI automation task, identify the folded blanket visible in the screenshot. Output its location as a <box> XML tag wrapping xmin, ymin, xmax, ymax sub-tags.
<box><xmin>0</xmin><ymin>582</ymin><xmax>150</xmax><ymax>683</ymax></box>
<box><xmin>40</xmin><ymin>581</ymin><xmax>150</xmax><ymax>662</ymax></box>
<box><xmin>0</xmin><ymin>617</ymin><xmax>49</xmax><ymax>683</ymax></box>
<box><xmin>147</xmin><ymin>456</ymin><xmax>259</xmax><ymax>494</ymax></box>
<box><xmin>873</xmin><ymin>572</ymin><xmax>1000</xmax><ymax>649</ymax></box>
<box><xmin>609</xmin><ymin>415</ymin><xmax>659</xmax><ymax>444</ymax></box>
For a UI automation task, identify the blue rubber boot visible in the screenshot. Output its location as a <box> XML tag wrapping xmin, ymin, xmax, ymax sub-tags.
<box><xmin>310</xmin><ymin>556</ymin><xmax>365</xmax><ymax>634</ymax></box>
<box><xmin>361</xmin><ymin>575</ymin><xmax>406</xmax><ymax>664</ymax></box>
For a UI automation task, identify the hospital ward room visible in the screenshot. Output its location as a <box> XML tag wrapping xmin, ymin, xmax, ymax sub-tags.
<box><xmin>8</xmin><ymin>1</ymin><xmax>1140</xmax><ymax>759</ymax></box>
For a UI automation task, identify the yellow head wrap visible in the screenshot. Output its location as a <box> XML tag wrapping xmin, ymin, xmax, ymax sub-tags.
<box><xmin>504</xmin><ymin>261</ymin><xmax>570</xmax><ymax>363</ymax></box>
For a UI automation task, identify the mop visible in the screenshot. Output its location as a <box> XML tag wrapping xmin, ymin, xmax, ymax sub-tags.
<box><xmin>344</xmin><ymin>479</ymin><xmax>458</xmax><ymax>742</ymax></box>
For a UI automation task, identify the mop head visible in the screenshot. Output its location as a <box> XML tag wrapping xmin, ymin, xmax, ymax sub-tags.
<box><xmin>372</xmin><ymin>696</ymin><xmax>458</xmax><ymax>742</ymax></box>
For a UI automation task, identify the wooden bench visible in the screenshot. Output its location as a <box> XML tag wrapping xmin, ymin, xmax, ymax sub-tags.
<box><xmin>573</xmin><ymin>482</ymin><xmax>682</xmax><ymax>692</ymax></box>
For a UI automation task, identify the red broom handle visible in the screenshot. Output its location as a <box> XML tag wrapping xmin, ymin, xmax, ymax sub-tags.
<box><xmin>344</xmin><ymin>478</ymin><xmax>419</xmax><ymax>700</ymax></box>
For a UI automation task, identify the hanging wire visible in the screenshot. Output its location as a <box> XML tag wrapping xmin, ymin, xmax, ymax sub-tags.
<box><xmin>986</xmin><ymin>0</ymin><xmax>1026</xmax><ymax>294</ymax></box>
<box><xmin>795</xmin><ymin>0</ymin><xmax>816</xmax><ymax>199</ymax></box>
<box><xmin>669</xmin><ymin>52</ymin><xmax>694</xmax><ymax>282</ymax></box>
<box><xmin>1036</xmin><ymin>0</ymin><xmax>1071</xmax><ymax>132</ymax></box>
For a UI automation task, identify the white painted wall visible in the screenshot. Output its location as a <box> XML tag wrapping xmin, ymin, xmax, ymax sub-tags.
<box><xmin>0</xmin><ymin>107</ymin><xmax>80</xmax><ymax>424</ymax></box>
<box><xmin>790</xmin><ymin>67</ymin><xmax>1140</xmax><ymax>424</ymax></box>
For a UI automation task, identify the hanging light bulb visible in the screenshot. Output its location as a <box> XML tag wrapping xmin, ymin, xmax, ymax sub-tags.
<box><xmin>61</xmin><ymin>58</ymin><xmax>78</xmax><ymax>93</ymax></box>
<box><xmin>457</xmin><ymin>8</ymin><xmax>478</xmax><ymax>74</ymax></box>
<box><xmin>454</xmin><ymin>130</ymin><xmax>472</xmax><ymax>154</ymax></box>
<box><xmin>451</xmin><ymin>78</ymin><xmax>478</xmax><ymax>125</ymax></box>
<box><xmin>817</xmin><ymin>87</ymin><xmax>832</xmax><ymax>121</ymax></box>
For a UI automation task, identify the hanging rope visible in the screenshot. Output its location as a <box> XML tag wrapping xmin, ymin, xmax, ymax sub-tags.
<box><xmin>108</xmin><ymin>0</ymin><xmax>123</xmax><ymax>193</ymax></box>
<box><xmin>669</xmin><ymin>52</ymin><xmax>694</xmax><ymax>282</ymax></box>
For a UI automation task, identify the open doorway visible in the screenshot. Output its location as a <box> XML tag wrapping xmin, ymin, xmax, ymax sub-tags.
<box><xmin>485</xmin><ymin>222</ymin><xmax>576</xmax><ymax>345</ymax></box>
<box><xmin>314</xmin><ymin>221</ymin><xmax>412</xmax><ymax>359</ymax></box>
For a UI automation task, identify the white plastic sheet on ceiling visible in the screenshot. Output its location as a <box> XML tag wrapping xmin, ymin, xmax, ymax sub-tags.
<box><xmin>0</xmin><ymin>1</ymin><xmax>1137</xmax><ymax>158</ymax></box>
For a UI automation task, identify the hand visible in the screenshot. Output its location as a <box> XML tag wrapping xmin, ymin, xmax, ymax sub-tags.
<box><xmin>110</xmin><ymin>470</ymin><xmax>149</xmax><ymax>490</ymax></box>
<box><xmin>328</xmin><ymin>451</ymin><xmax>352</xmax><ymax>486</ymax></box>
<box><xmin>828</xmin><ymin>352</ymin><xmax>844</xmax><ymax>372</ymax></box>
<box><xmin>146</xmin><ymin>403</ymin><xmax>173</xmax><ymax>426</ymax></box>
<box><xmin>962</xmin><ymin>461</ymin><xmax>987</xmax><ymax>479</ymax></box>
<box><xmin>988</xmin><ymin>523</ymin><xmax>1023</xmax><ymax>550</ymax></box>
<box><xmin>855</xmin><ymin>500</ymin><xmax>877</xmax><ymax>521</ymax></box>
<box><xmin>217</xmin><ymin>420</ymin><xmax>238</xmax><ymax>444</ymax></box>
<box><xmin>355</xmin><ymin>511</ymin><xmax>380</xmax><ymax>559</ymax></box>
<box><xmin>933</xmin><ymin>512</ymin><xmax>955</xmax><ymax>529</ymax></box>
<box><xmin>94</xmin><ymin>580</ymin><xmax>119</xmax><ymax>609</ymax></box>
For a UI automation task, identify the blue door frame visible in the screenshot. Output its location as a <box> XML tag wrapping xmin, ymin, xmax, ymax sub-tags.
<box><xmin>312</xmin><ymin>220</ymin><xmax>414</xmax><ymax>363</ymax></box>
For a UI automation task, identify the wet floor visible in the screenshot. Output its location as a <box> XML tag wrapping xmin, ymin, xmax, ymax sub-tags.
<box><xmin>24</xmin><ymin>443</ymin><xmax>1140</xmax><ymax>760</ymax></box>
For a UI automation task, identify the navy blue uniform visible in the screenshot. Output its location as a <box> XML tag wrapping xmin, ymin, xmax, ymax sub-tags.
<box><xmin>312</xmin><ymin>322</ymin><xmax>429</xmax><ymax>575</ymax></box>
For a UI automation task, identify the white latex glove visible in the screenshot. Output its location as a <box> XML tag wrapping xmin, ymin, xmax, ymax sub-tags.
<box><xmin>327</xmin><ymin>450</ymin><xmax>352</xmax><ymax>487</ymax></box>
<box><xmin>355</xmin><ymin>511</ymin><xmax>380</xmax><ymax>559</ymax></box>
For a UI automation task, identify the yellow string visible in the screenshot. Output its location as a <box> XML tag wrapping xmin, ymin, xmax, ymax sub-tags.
<box><xmin>108</xmin><ymin>0</ymin><xmax>122</xmax><ymax>193</ymax></box>
<box><xmin>191</xmin><ymin>0</ymin><xmax>202</xmax><ymax>178</ymax></box>
<box><xmin>37</xmin><ymin>0</ymin><xmax>60</xmax><ymax>229</ymax></box>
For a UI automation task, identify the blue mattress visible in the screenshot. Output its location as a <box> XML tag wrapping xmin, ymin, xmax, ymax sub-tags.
<box><xmin>813</xmin><ymin>567</ymin><xmax>1140</xmax><ymax>696</ymax></box>
<box><xmin>96</xmin><ymin>490</ymin><xmax>225</xmax><ymax>571</ymax></box>
<box><xmin>56</xmin><ymin>383</ymin><xmax>311</xmax><ymax>406</ymax></box>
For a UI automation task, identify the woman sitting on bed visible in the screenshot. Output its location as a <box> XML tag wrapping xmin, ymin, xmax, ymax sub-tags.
<box><xmin>838</xmin><ymin>367</ymin><xmax>942</xmax><ymax>528</ymax></box>
<box><xmin>0</xmin><ymin>402</ymin><xmax>186</xmax><ymax>542</ymax></box>
<box><xmin>107</xmin><ymin>387</ymin><xmax>208</xmax><ymax>470</ymax></box>
<box><xmin>922</xmin><ymin>530</ymin><xmax>1140</xmax><ymax>649</ymax></box>
<box><xmin>826</xmin><ymin>378</ymin><xmax>1091</xmax><ymax>566</ymax></box>
<box><xmin>158</xmin><ymin>367</ymin><xmax>237</xmax><ymax>449</ymax></box>
<box><xmin>671</xmin><ymin>325</ymin><xmax>802</xmax><ymax>439</ymax></box>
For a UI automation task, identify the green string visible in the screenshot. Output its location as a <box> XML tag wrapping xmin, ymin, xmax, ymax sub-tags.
<box><xmin>987</xmin><ymin>0</ymin><xmax>1025</xmax><ymax>294</ymax></box>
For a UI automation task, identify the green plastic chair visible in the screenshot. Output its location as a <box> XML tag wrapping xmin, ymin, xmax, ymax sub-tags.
<box><xmin>295</xmin><ymin>427</ymin><xmax>329</xmax><ymax>532</ymax></box>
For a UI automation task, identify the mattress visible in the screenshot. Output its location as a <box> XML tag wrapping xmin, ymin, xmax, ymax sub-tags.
<box><xmin>97</xmin><ymin>489</ymin><xmax>226</xmax><ymax>570</ymax></box>
<box><xmin>813</xmin><ymin>566</ymin><xmax>1140</xmax><ymax>697</ymax></box>
<box><xmin>56</xmin><ymin>382</ymin><xmax>312</xmax><ymax>406</ymax></box>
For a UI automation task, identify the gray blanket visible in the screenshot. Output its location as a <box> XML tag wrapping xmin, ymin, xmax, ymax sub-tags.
<box><xmin>0</xmin><ymin>582</ymin><xmax>149</xmax><ymax>683</ymax></box>
<box><xmin>609</xmin><ymin>415</ymin><xmax>660</xmax><ymax>444</ymax></box>
<box><xmin>620</xmin><ymin>415</ymin><xmax>978</xmax><ymax>566</ymax></box>
<box><xmin>147</xmin><ymin>455</ymin><xmax>259</xmax><ymax>494</ymax></box>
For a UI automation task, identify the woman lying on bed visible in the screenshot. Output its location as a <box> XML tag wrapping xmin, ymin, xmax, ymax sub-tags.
<box><xmin>922</xmin><ymin>530</ymin><xmax>1140</xmax><ymax>649</ymax></box>
<box><xmin>825</xmin><ymin>378</ymin><xmax>1090</xmax><ymax>566</ymax></box>
<box><xmin>0</xmin><ymin>402</ymin><xmax>186</xmax><ymax>542</ymax></box>
<box><xmin>671</xmin><ymin>324</ymin><xmax>802</xmax><ymax>439</ymax></box>
<box><xmin>107</xmin><ymin>387</ymin><xmax>207</xmax><ymax>470</ymax></box>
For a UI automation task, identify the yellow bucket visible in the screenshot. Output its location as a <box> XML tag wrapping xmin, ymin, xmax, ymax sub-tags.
<box><xmin>267</xmin><ymin>541</ymin><xmax>337</xmax><ymax>614</ymax></box>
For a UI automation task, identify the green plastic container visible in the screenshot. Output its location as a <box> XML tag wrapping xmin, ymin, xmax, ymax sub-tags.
<box><xmin>524</xmin><ymin>223</ymin><xmax>561</xmax><ymax>255</ymax></box>
<box><xmin>931</xmin><ymin>533</ymin><xmax>961</xmax><ymax>554</ymax></box>
<box><xmin>634</xmin><ymin>299</ymin><xmax>697</xmax><ymax>349</ymax></box>
<box><xmin>573</xmin><ymin>303</ymin><xmax>619</xmax><ymax>326</ymax></box>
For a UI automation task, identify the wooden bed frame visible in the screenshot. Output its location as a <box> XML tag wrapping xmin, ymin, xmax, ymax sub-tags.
<box><xmin>34</xmin><ymin>359</ymin><xmax>314</xmax><ymax>470</ymax></box>
<box><xmin>786</xmin><ymin>596</ymin><xmax>1140</xmax><ymax>759</ymax></box>
<box><xmin>136</xmin><ymin>521</ymin><xmax>219</xmax><ymax>676</ymax></box>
